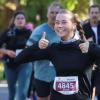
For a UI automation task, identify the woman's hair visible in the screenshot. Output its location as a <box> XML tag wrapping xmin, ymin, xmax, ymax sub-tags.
<box><xmin>8</xmin><ymin>10</ymin><xmax>25</xmax><ymax>28</ymax></box>
<box><xmin>58</xmin><ymin>9</ymin><xmax>75</xmax><ymax>23</ymax></box>
<box><xmin>58</xmin><ymin>9</ymin><xmax>86</xmax><ymax>41</ymax></box>
<box><xmin>74</xmin><ymin>14</ymin><xmax>86</xmax><ymax>40</ymax></box>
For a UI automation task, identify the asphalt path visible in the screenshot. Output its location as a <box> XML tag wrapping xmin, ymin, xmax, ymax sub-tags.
<box><xmin>0</xmin><ymin>83</ymin><xmax>8</xmax><ymax>100</ymax></box>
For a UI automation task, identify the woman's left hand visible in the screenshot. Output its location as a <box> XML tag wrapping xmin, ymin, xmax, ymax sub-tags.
<box><xmin>79</xmin><ymin>41</ymin><xmax>89</xmax><ymax>53</ymax></box>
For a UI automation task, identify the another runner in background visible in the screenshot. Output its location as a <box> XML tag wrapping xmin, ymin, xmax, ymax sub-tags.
<box><xmin>0</xmin><ymin>11</ymin><xmax>32</xmax><ymax>100</ymax></box>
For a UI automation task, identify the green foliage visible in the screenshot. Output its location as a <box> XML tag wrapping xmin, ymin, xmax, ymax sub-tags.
<box><xmin>60</xmin><ymin>0</ymin><xmax>89</xmax><ymax>19</ymax></box>
<box><xmin>0</xmin><ymin>0</ymin><xmax>54</xmax><ymax>32</ymax></box>
<box><xmin>0</xmin><ymin>62</ymin><xmax>5</xmax><ymax>80</ymax></box>
<box><xmin>21</xmin><ymin>0</ymin><xmax>54</xmax><ymax>26</ymax></box>
<box><xmin>60</xmin><ymin>0</ymin><xmax>78</xmax><ymax>11</ymax></box>
<box><xmin>96</xmin><ymin>0</ymin><xmax>100</xmax><ymax>4</ymax></box>
<box><xmin>20</xmin><ymin>0</ymin><xmax>27</xmax><ymax>6</ymax></box>
<box><xmin>0</xmin><ymin>12</ymin><xmax>6</xmax><ymax>32</ymax></box>
<box><xmin>0</xmin><ymin>0</ymin><xmax>6</xmax><ymax>5</ymax></box>
<box><xmin>0</xmin><ymin>0</ymin><xmax>97</xmax><ymax>32</ymax></box>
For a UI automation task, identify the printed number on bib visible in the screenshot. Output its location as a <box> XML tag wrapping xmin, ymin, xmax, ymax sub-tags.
<box><xmin>53</xmin><ymin>76</ymin><xmax>79</xmax><ymax>95</ymax></box>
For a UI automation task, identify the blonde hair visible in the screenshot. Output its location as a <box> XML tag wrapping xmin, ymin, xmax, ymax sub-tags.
<box><xmin>58</xmin><ymin>9</ymin><xmax>76</xmax><ymax>23</ymax></box>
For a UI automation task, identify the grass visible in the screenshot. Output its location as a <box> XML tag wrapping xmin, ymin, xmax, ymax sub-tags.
<box><xmin>0</xmin><ymin>61</ymin><xmax>5</xmax><ymax>80</ymax></box>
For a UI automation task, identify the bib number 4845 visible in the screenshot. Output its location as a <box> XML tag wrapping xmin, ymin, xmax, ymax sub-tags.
<box><xmin>56</xmin><ymin>81</ymin><xmax>76</xmax><ymax>91</ymax></box>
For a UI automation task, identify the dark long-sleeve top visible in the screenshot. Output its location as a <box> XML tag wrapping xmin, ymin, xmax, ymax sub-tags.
<box><xmin>0</xmin><ymin>27</ymin><xmax>31</xmax><ymax>50</ymax></box>
<box><xmin>0</xmin><ymin>27</ymin><xmax>31</xmax><ymax>66</ymax></box>
<box><xmin>14</xmin><ymin>40</ymin><xmax>100</xmax><ymax>96</ymax></box>
<box><xmin>14</xmin><ymin>40</ymin><xmax>100</xmax><ymax>75</ymax></box>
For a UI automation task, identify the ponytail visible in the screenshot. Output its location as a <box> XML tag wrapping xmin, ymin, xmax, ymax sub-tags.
<box><xmin>74</xmin><ymin>14</ymin><xmax>87</xmax><ymax>41</ymax></box>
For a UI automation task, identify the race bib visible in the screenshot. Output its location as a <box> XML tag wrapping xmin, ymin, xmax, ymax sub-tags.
<box><xmin>16</xmin><ymin>49</ymin><xmax>23</xmax><ymax>56</ymax></box>
<box><xmin>53</xmin><ymin>76</ymin><xmax>79</xmax><ymax>95</ymax></box>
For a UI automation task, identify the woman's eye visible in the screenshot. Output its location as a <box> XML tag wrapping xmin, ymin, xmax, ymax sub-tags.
<box><xmin>62</xmin><ymin>21</ymin><xmax>67</xmax><ymax>24</ymax></box>
<box><xmin>55</xmin><ymin>21</ymin><xmax>67</xmax><ymax>25</ymax></box>
<box><xmin>16</xmin><ymin>17</ymin><xmax>24</xmax><ymax>20</ymax></box>
<box><xmin>55</xmin><ymin>21</ymin><xmax>59</xmax><ymax>24</ymax></box>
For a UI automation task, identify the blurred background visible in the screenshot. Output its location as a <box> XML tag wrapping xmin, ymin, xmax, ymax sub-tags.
<box><xmin>0</xmin><ymin>0</ymin><xmax>100</xmax><ymax>33</ymax></box>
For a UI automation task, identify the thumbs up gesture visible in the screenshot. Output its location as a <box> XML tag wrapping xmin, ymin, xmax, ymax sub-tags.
<box><xmin>79</xmin><ymin>41</ymin><xmax>89</xmax><ymax>53</ymax></box>
<box><xmin>38</xmin><ymin>32</ymin><xmax>49</xmax><ymax>49</ymax></box>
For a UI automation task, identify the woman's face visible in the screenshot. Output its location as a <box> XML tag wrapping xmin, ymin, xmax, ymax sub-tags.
<box><xmin>14</xmin><ymin>14</ymin><xmax>26</xmax><ymax>29</ymax></box>
<box><xmin>54</xmin><ymin>13</ymin><xmax>76</xmax><ymax>39</ymax></box>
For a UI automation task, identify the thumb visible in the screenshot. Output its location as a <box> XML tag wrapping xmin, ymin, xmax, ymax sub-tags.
<box><xmin>42</xmin><ymin>32</ymin><xmax>46</xmax><ymax>39</ymax></box>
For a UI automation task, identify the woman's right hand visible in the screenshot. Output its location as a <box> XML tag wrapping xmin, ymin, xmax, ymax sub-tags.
<box><xmin>38</xmin><ymin>32</ymin><xmax>49</xmax><ymax>49</ymax></box>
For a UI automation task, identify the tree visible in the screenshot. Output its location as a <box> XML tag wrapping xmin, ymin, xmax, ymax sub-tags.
<box><xmin>0</xmin><ymin>0</ymin><xmax>17</xmax><ymax>32</ymax></box>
